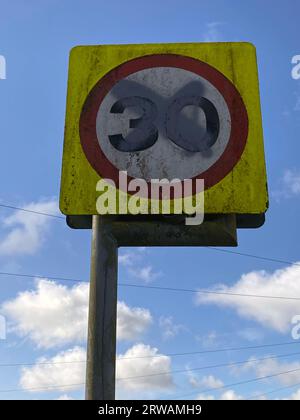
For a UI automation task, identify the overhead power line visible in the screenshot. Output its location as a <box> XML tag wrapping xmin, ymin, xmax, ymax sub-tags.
<box><xmin>0</xmin><ymin>203</ymin><xmax>64</xmax><ymax>219</ymax></box>
<box><xmin>1</xmin><ymin>270</ymin><xmax>300</xmax><ymax>301</ymax></box>
<box><xmin>246</xmin><ymin>381</ymin><xmax>300</xmax><ymax>400</ymax></box>
<box><xmin>209</xmin><ymin>247</ymin><xmax>300</xmax><ymax>268</ymax></box>
<box><xmin>0</xmin><ymin>270</ymin><xmax>79</xmax><ymax>283</ymax></box>
<box><xmin>118</xmin><ymin>340</ymin><xmax>300</xmax><ymax>359</ymax></box>
<box><xmin>175</xmin><ymin>366</ymin><xmax>300</xmax><ymax>400</ymax></box>
<box><xmin>1</xmin><ymin>201</ymin><xmax>300</xmax><ymax>270</ymax></box>
<box><xmin>0</xmin><ymin>360</ymin><xmax>86</xmax><ymax>368</ymax></box>
<box><xmin>116</xmin><ymin>351</ymin><xmax>300</xmax><ymax>381</ymax></box>
<box><xmin>2</xmin><ymin>365</ymin><xmax>300</xmax><ymax>395</ymax></box>
<box><xmin>1</xmin><ymin>350</ymin><xmax>300</xmax><ymax>384</ymax></box>
<box><xmin>0</xmin><ymin>383</ymin><xmax>85</xmax><ymax>394</ymax></box>
<box><xmin>0</xmin><ymin>341</ymin><xmax>299</xmax><ymax>368</ymax></box>
<box><xmin>118</xmin><ymin>283</ymin><xmax>300</xmax><ymax>301</ymax></box>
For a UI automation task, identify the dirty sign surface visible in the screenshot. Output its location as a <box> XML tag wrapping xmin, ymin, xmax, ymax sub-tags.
<box><xmin>60</xmin><ymin>42</ymin><xmax>268</xmax><ymax>218</ymax></box>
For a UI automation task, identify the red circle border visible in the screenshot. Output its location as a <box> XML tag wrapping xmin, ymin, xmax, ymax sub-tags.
<box><xmin>79</xmin><ymin>54</ymin><xmax>249</xmax><ymax>198</ymax></box>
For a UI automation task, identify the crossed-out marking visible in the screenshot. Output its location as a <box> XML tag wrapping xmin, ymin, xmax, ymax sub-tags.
<box><xmin>106</xmin><ymin>79</ymin><xmax>221</xmax><ymax>154</ymax></box>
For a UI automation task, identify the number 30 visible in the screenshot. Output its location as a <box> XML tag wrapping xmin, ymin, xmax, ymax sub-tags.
<box><xmin>108</xmin><ymin>95</ymin><xmax>219</xmax><ymax>153</ymax></box>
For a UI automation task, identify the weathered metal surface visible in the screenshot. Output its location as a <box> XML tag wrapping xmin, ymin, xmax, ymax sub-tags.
<box><xmin>85</xmin><ymin>213</ymin><xmax>236</xmax><ymax>400</ymax></box>
<box><xmin>111</xmin><ymin>214</ymin><xmax>237</xmax><ymax>246</ymax></box>
<box><xmin>72</xmin><ymin>214</ymin><xmax>237</xmax><ymax>246</ymax></box>
<box><xmin>60</xmin><ymin>42</ymin><xmax>268</xmax><ymax>218</ymax></box>
<box><xmin>96</xmin><ymin>67</ymin><xmax>231</xmax><ymax>180</ymax></box>
<box><xmin>67</xmin><ymin>213</ymin><xmax>264</xmax><ymax>230</ymax></box>
<box><xmin>85</xmin><ymin>216</ymin><xmax>118</xmax><ymax>400</ymax></box>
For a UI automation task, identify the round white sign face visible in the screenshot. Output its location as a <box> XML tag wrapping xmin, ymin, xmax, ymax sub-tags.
<box><xmin>96</xmin><ymin>66</ymin><xmax>231</xmax><ymax>181</ymax></box>
<box><xmin>80</xmin><ymin>54</ymin><xmax>248</xmax><ymax>196</ymax></box>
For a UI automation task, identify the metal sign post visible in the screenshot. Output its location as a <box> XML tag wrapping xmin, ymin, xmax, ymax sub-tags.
<box><xmin>85</xmin><ymin>213</ymin><xmax>237</xmax><ymax>400</ymax></box>
<box><xmin>85</xmin><ymin>216</ymin><xmax>118</xmax><ymax>400</ymax></box>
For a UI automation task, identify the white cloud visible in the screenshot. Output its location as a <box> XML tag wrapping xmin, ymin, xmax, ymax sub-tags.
<box><xmin>129</xmin><ymin>265</ymin><xmax>161</xmax><ymax>283</ymax></box>
<box><xmin>238</xmin><ymin>328</ymin><xmax>265</xmax><ymax>342</ymax></box>
<box><xmin>287</xmin><ymin>388</ymin><xmax>300</xmax><ymax>400</ymax></box>
<box><xmin>231</xmin><ymin>355</ymin><xmax>300</xmax><ymax>399</ymax></box>
<box><xmin>273</xmin><ymin>169</ymin><xmax>300</xmax><ymax>200</ymax></box>
<box><xmin>2</xmin><ymin>280</ymin><xmax>152</xmax><ymax>348</ymax></box>
<box><xmin>0</xmin><ymin>313</ymin><xmax>6</xmax><ymax>340</ymax></box>
<box><xmin>196</xmin><ymin>264</ymin><xmax>300</xmax><ymax>333</ymax></box>
<box><xmin>283</xmin><ymin>170</ymin><xmax>300</xmax><ymax>195</ymax></box>
<box><xmin>118</xmin><ymin>301</ymin><xmax>152</xmax><ymax>341</ymax></box>
<box><xmin>203</xmin><ymin>22</ymin><xmax>224</xmax><ymax>42</ymax></box>
<box><xmin>241</xmin><ymin>356</ymin><xmax>300</xmax><ymax>386</ymax></box>
<box><xmin>196</xmin><ymin>393</ymin><xmax>215</xmax><ymax>400</ymax></box>
<box><xmin>195</xmin><ymin>331</ymin><xmax>219</xmax><ymax>348</ymax></box>
<box><xmin>159</xmin><ymin>316</ymin><xmax>184</xmax><ymax>340</ymax></box>
<box><xmin>0</xmin><ymin>199</ymin><xmax>58</xmax><ymax>256</ymax></box>
<box><xmin>220</xmin><ymin>390</ymin><xmax>243</xmax><ymax>400</ymax></box>
<box><xmin>119</xmin><ymin>248</ymin><xmax>161</xmax><ymax>283</ymax></box>
<box><xmin>20</xmin><ymin>343</ymin><xmax>173</xmax><ymax>395</ymax></box>
<box><xmin>187</xmin><ymin>370</ymin><xmax>223</xmax><ymax>389</ymax></box>
<box><xmin>2</xmin><ymin>280</ymin><xmax>87</xmax><ymax>348</ymax></box>
<box><xmin>20</xmin><ymin>347</ymin><xmax>85</xmax><ymax>392</ymax></box>
<box><xmin>118</xmin><ymin>247</ymin><xmax>147</xmax><ymax>267</ymax></box>
<box><xmin>118</xmin><ymin>252</ymin><xmax>134</xmax><ymax>267</ymax></box>
<box><xmin>196</xmin><ymin>389</ymin><xmax>243</xmax><ymax>400</ymax></box>
<box><xmin>0</xmin><ymin>54</ymin><xmax>6</xmax><ymax>79</ymax></box>
<box><xmin>116</xmin><ymin>343</ymin><xmax>173</xmax><ymax>392</ymax></box>
<box><xmin>187</xmin><ymin>369</ymin><xmax>201</xmax><ymax>388</ymax></box>
<box><xmin>201</xmin><ymin>375</ymin><xmax>224</xmax><ymax>389</ymax></box>
<box><xmin>198</xmin><ymin>384</ymin><xmax>300</xmax><ymax>400</ymax></box>
<box><xmin>56</xmin><ymin>394</ymin><xmax>75</xmax><ymax>400</ymax></box>
<box><xmin>118</xmin><ymin>251</ymin><xmax>140</xmax><ymax>267</ymax></box>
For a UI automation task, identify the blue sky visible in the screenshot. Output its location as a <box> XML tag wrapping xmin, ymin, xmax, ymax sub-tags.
<box><xmin>0</xmin><ymin>0</ymin><xmax>300</xmax><ymax>400</ymax></box>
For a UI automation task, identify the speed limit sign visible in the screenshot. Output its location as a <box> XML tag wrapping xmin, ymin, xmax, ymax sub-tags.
<box><xmin>60</xmin><ymin>42</ymin><xmax>268</xmax><ymax>226</ymax></box>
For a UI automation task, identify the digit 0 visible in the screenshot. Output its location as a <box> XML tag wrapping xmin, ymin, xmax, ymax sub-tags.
<box><xmin>165</xmin><ymin>96</ymin><xmax>219</xmax><ymax>152</ymax></box>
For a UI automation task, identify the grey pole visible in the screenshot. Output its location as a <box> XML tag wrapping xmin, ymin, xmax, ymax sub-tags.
<box><xmin>85</xmin><ymin>215</ymin><xmax>118</xmax><ymax>400</ymax></box>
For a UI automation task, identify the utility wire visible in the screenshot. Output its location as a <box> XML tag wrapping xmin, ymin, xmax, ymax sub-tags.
<box><xmin>116</xmin><ymin>351</ymin><xmax>300</xmax><ymax>381</ymax></box>
<box><xmin>175</xmin><ymin>366</ymin><xmax>300</xmax><ymax>400</ymax></box>
<box><xmin>0</xmin><ymin>383</ymin><xmax>85</xmax><ymax>394</ymax></box>
<box><xmin>245</xmin><ymin>381</ymin><xmax>300</xmax><ymax>400</ymax></box>
<box><xmin>0</xmin><ymin>360</ymin><xmax>86</xmax><ymax>368</ymax></box>
<box><xmin>209</xmin><ymin>247</ymin><xmax>300</xmax><ymax>268</ymax></box>
<box><xmin>116</xmin><ymin>352</ymin><xmax>300</xmax><ymax>381</ymax></box>
<box><xmin>1</xmin><ymin>351</ymin><xmax>300</xmax><ymax>383</ymax></box>
<box><xmin>1</xmin><ymin>201</ymin><xmax>300</xmax><ymax>270</ymax></box>
<box><xmin>0</xmin><ymin>203</ymin><xmax>64</xmax><ymax>219</ymax></box>
<box><xmin>0</xmin><ymin>203</ymin><xmax>299</xmax><ymax>396</ymax></box>
<box><xmin>2</xmin><ymin>365</ymin><xmax>300</xmax><ymax>395</ymax></box>
<box><xmin>0</xmin><ymin>341</ymin><xmax>299</xmax><ymax>367</ymax></box>
<box><xmin>1</xmin><ymin>270</ymin><xmax>300</xmax><ymax>301</ymax></box>
<box><xmin>0</xmin><ymin>270</ymin><xmax>79</xmax><ymax>283</ymax></box>
<box><xmin>118</xmin><ymin>341</ymin><xmax>300</xmax><ymax>359</ymax></box>
<box><xmin>118</xmin><ymin>283</ymin><xmax>300</xmax><ymax>301</ymax></box>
